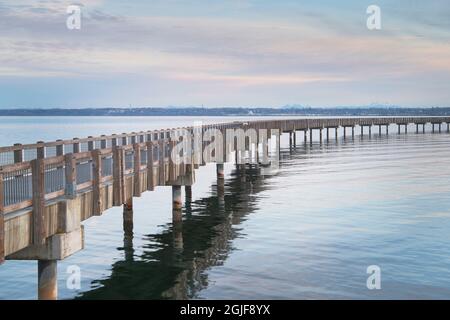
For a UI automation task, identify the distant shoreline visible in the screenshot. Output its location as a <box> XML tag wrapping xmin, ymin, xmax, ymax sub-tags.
<box><xmin>1</xmin><ymin>107</ymin><xmax>450</xmax><ymax>117</ymax></box>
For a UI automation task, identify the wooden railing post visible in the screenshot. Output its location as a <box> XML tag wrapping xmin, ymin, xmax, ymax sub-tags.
<box><xmin>88</xmin><ymin>136</ymin><xmax>94</xmax><ymax>151</ymax></box>
<box><xmin>36</xmin><ymin>141</ymin><xmax>45</xmax><ymax>159</ymax></box>
<box><xmin>133</xmin><ymin>143</ymin><xmax>141</xmax><ymax>197</ymax></box>
<box><xmin>113</xmin><ymin>146</ymin><xmax>124</xmax><ymax>206</ymax></box>
<box><xmin>100</xmin><ymin>135</ymin><xmax>107</xmax><ymax>149</ymax></box>
<box><xmin>159</xmin><ymin>139</ymin><xmax>166</xmax><ymax>185</ymax></box>
<box><xmin>169</xmin><ymin>140</ymin><xmax>177</xmax><ymax>182</ymax></box>
<box><xmin>65</xmin><ymin>154</ymin><xmax>76</xmax><ymax>199</ymax></box>
<box><xmin>31</xmin><ymin>158</ymin><xmax>46</xmax><ymax>245</ymax></box>
<box><xmin>92</xmin><ymin>150</ymin><xmax>102</xmax><ymax>215</ymax></box>
<box><xmin>73</xmin><ymin>138</ymin><xmax>80</xmax><ymax>154</ymax></box>
<box><xmin>146</xmin><ymin>141</ymin><xmax>155</xmax><ymax>191</ymax></box>
<box><xmin>111</xmin><ymin>135</ymin><xmax>118</xmax><ymax>148</ymax></box>
<box><xmin>0</xmin><ymin>172</ymin><xmax>4</xmax><ymax>264</ymax></box>
<box><xmin>14</xmin><ymin>143</ymin><xmax>23</xmax><ymax>163</ymax></box>
<box><xmin>56</xmin><ymin>140</ymin><xmax>64</xmax><ymax>156</ymax></box>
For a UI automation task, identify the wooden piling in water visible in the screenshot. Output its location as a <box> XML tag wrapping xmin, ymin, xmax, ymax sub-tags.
<box><xmin>38</xmin><ymin>260</ymin><xmax>57</xmax><ymax>300</ymax></box>
<box><xmin>217</xmin><ymin>163</ymin><xmax>224</xmax><ymax>179</ymax></box>
<box><xmin>172</xmin><ymin>185</ymin><xmax>182</xmax><ymax>211</ymax></box>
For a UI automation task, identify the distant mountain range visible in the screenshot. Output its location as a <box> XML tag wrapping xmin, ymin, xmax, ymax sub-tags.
<box><xmin>1</xmin><ymin>106</ymin><xmax>450</xmax><ymax>116</ymax></box>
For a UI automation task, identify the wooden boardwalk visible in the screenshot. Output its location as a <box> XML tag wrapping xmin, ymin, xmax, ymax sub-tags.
<box><xmin>1</xmin><ymin>116</ymin><xmax>450</xmax><ymax>299</ymax></box>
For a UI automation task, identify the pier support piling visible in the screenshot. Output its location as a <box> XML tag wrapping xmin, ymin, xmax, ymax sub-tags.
<box><xmin>216</xmin><ymin>163</ymin><xmax>224</xmax><ymax>179</ymax></box>
<box><xmin>123</xmin><ymin>198</ymin><xmax>133</xmax><ymax>233</ymax></box>
<box><xmin>172</xmin><ymin>185</ymin><xmax>182</xmax><ymax>211</ymax></box>
<box><xmin>38</xmin><ymin>260</ymin><xmax>57</xmax><ymax>300</ymax></box>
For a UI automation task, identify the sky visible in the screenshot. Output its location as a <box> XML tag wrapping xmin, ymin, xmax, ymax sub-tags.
<box><xmin>0</xmin><ymin>0</ymin><xmax>449</xmax><ymax>108</ymax></box>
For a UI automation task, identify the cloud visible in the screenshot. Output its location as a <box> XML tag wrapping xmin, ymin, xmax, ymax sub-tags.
<box><xmin>0</xmin><ymin>0</ymin><xmax>449</xmax><ymax>107</ymax></box>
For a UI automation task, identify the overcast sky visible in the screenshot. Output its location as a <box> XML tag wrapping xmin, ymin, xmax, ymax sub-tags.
<box><xmin>0</xmin><ymin>0</ymin><xmax>449</xmax><ymax>108</ymax></box>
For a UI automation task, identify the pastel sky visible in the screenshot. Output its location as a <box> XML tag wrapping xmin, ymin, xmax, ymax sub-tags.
<box><xmin>0</xmin><ymin>0</ymin><xmax>449</xmax><ymax>108</ymax></box>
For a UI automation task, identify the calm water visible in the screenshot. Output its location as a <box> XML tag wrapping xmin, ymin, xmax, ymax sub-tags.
<box><xmin>1</xmin><ymin>117</ymin><xmax>450</xmax><ymax>299</ymax></box>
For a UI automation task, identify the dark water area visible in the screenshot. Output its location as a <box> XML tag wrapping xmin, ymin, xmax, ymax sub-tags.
<box><xmin>78</xmin><ymin>165</ymin><xmax>260</xmax><ymax>300</ymax></box>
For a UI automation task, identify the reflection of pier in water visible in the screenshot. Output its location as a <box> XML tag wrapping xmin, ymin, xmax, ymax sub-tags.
<box><xmin>78</xmin><ymin>164</ymin><xmax>271</xmax><ymax>299</ymax></box>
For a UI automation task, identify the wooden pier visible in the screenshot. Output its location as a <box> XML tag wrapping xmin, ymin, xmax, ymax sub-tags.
<box><xmin>1</xmin><ymin>116</ymin><xmax>449</xmax><ymax>299</ymax></box>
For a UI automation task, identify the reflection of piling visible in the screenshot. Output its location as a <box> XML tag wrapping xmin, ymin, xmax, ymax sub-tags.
<box><xmin>123</xmin><ymin>197</ymin><xmax>134</xmax><ymax>262</ymax></box>
<box><xmin>217</xmin><ymin>174</ymin><xmax>225</xmax><ymax>206</ymax></box>
<box><xmin>172</xmin><ymin>209</ymin><xmax>183</xmax><ymax>223</ymax></box>
<box><xmin>173</xmin><ymin>218</ymin><xmax>183</xmax><ymax>252</ymax></box>
<box><xmin>185</xmin><ymin>185</ymin><xmax>192</xmax><ymax>201</ymax></box>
